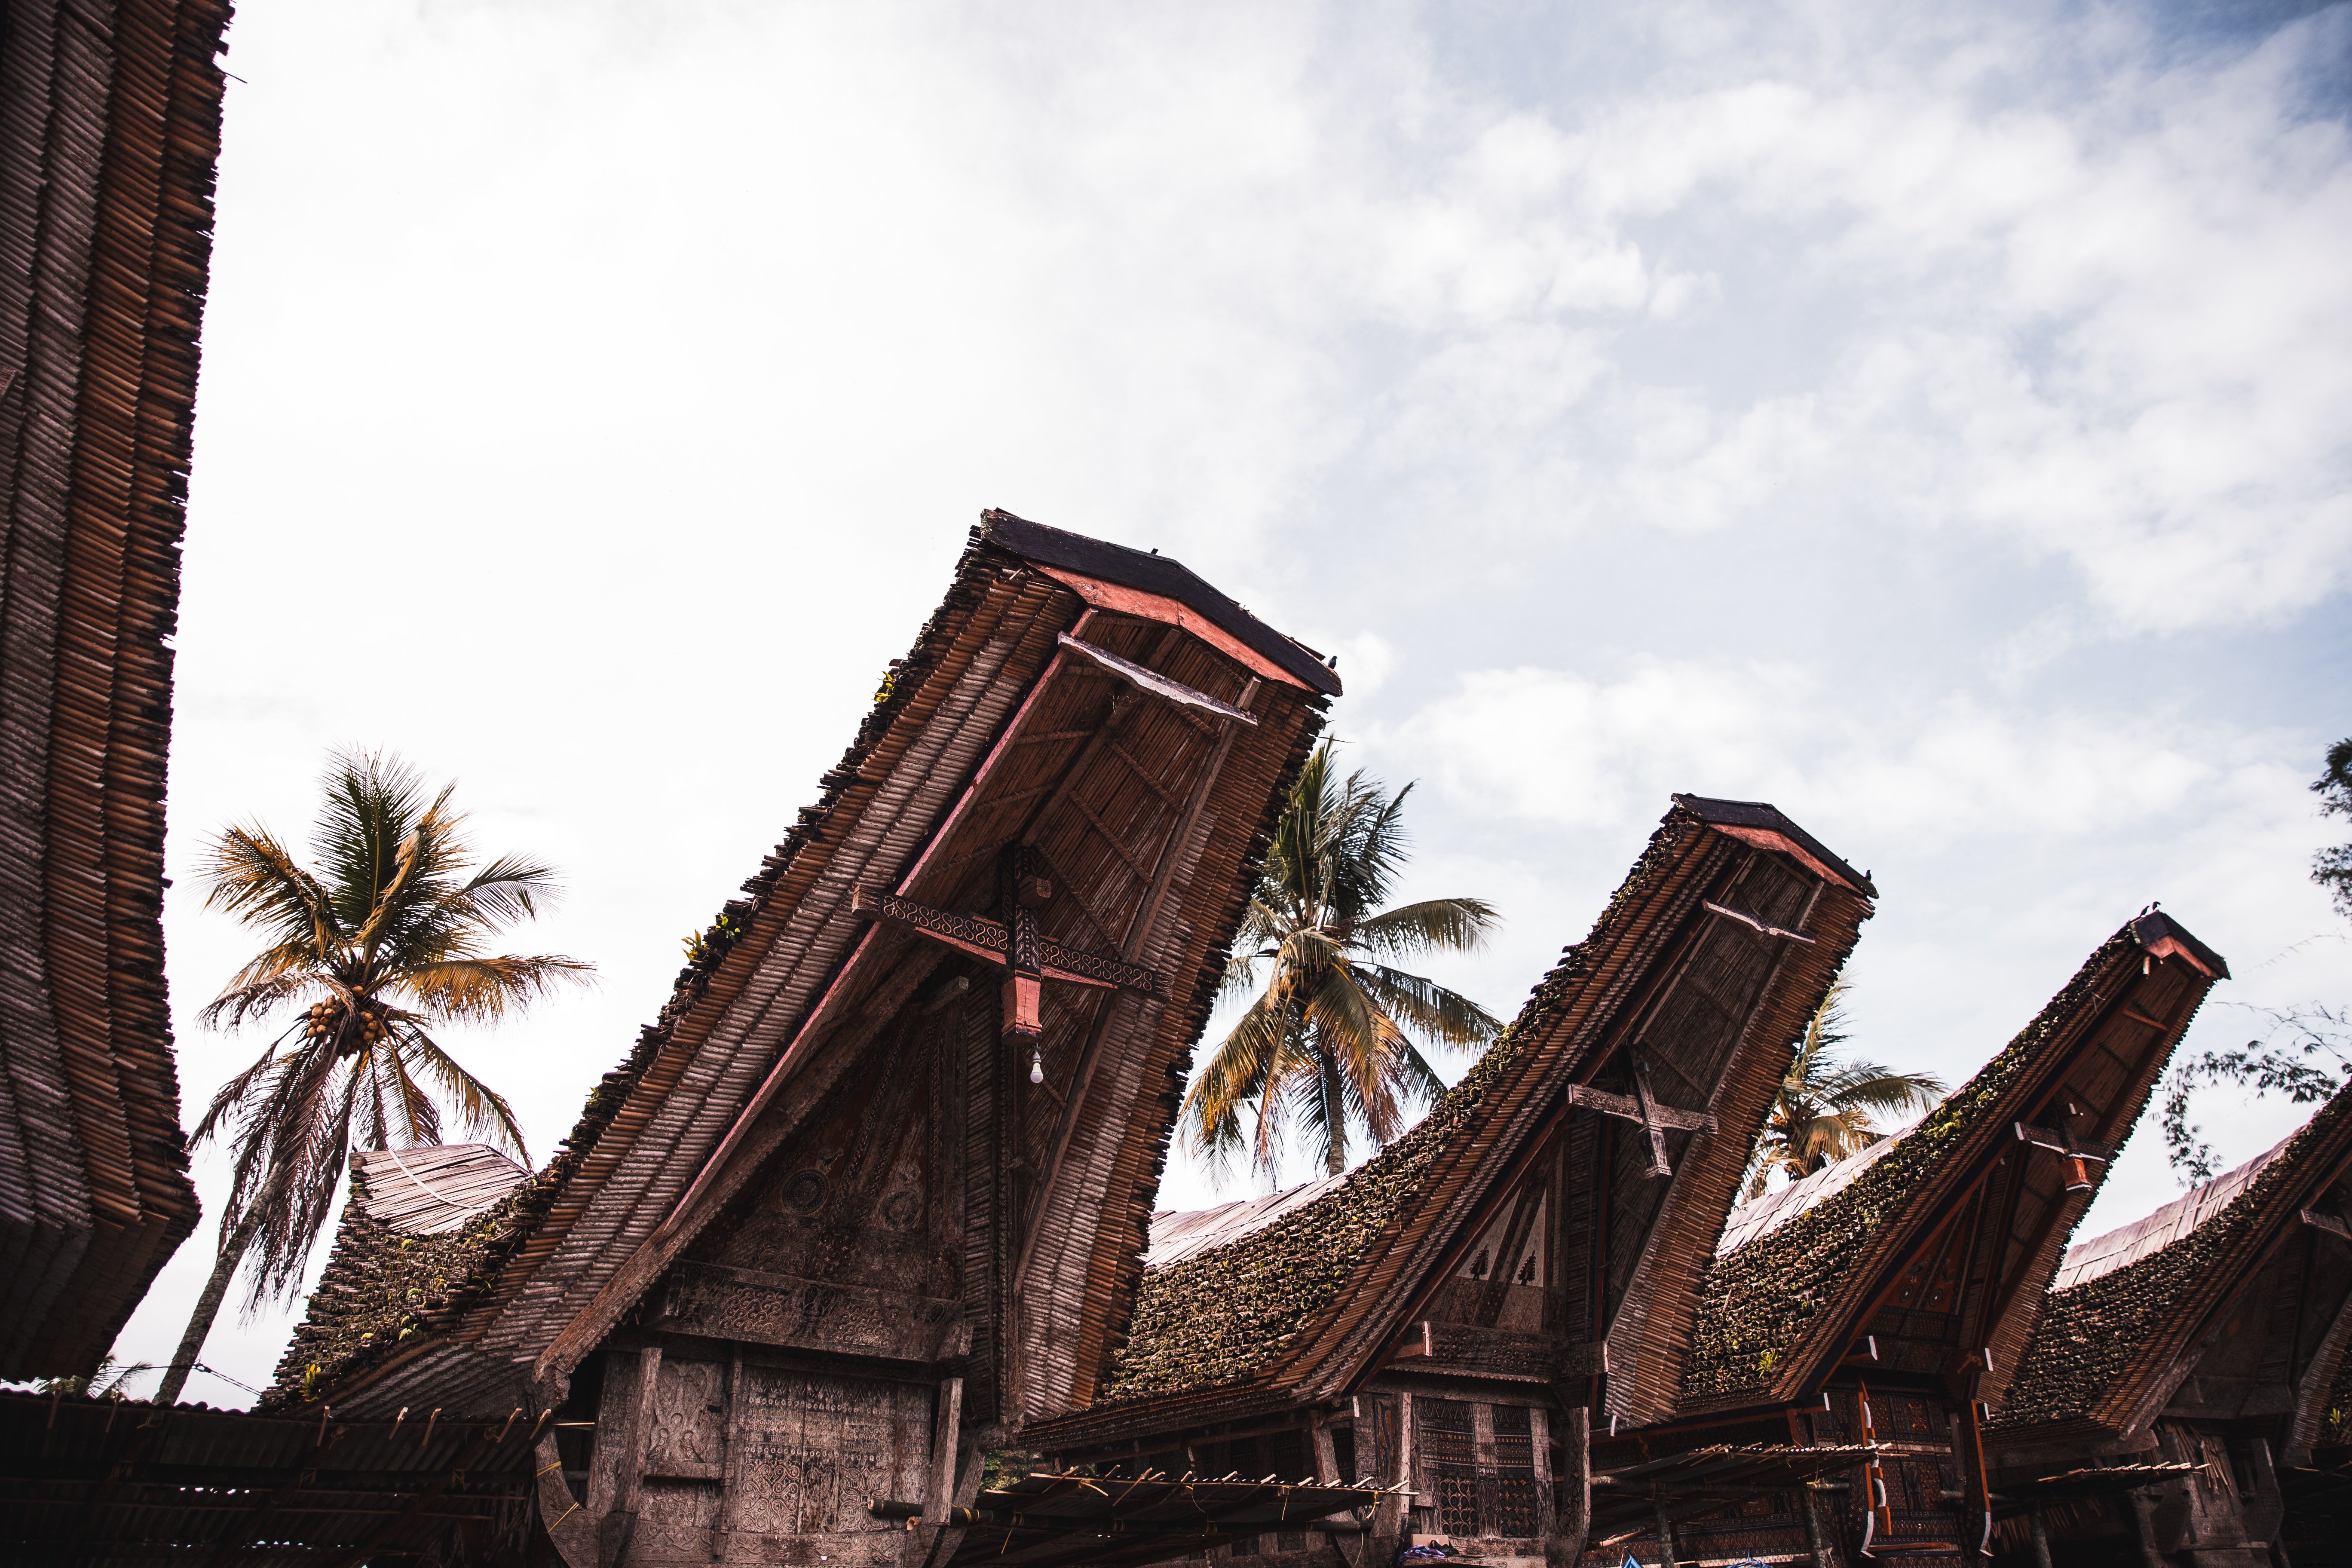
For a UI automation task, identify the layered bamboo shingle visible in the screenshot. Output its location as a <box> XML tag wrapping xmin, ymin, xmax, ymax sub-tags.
<box><xmin>268</xmin><ymin>512</ymin><xmax>1336</xmax><ymax>1567</ymax></box>
<box><xmin>0</xmin><ymin>0</ymin><xmax>229</xmax><ymax>1377</ymax></box>
<box><xmin>1987</xmin><ymin>1080</ymin><xmax>2352</xmax><ymax>1564</ymax></box>
<box><xmin>1024</xmin><ymin>794</ymin><xmax>1877</xmax><ymax>1567</ymax></box>
<box><xmin>1589</xmin><ymin>912</ymin><xmax>2224</xmax><ymax>1567</ymax></box>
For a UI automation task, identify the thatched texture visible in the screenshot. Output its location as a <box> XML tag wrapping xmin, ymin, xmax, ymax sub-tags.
<box><xmin>0</xmin><ymin>0</ymin><xmax>230</xmax><ymax>1377</ymax></box>
<box><xmin>1997</xmin><ymin>1077</ymin><xmax>2352</xmax><ymax>1437</ymax></box>
<box><xmin>1034</xmin><ymin>793</ymin><xmax>1878</xmax><ymax>1452</ymax></box>
<box><xmin>1679</xmin><ymin>914</ymin><xmax>2225</xmax><ymax>1414</ymax></box>
<box><xmin>264</xmin><ymin>514</ymin><xmax>1337</xmax><ymax>1429</ymax></box>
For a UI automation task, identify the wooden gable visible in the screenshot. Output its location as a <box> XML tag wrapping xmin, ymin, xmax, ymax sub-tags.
<box><xmin>1025</xmin><ymin>796</ymin><xmax>1874</xmax><ymax>1567</ymax></box>
<box><xmin>270</xmin><ymin>513</ymin><xmax>1334</xmax><ymax>1568</ymax></box>
<box><xmin>1597</xmin><ymin>912</ymin><xmax>2226</xmax><ymax>1567</ymax></box>
<box><xmin>1985</xmin><ymin>1083</ymin><xmax>2352</xmax><ymax>1564</ymax></box>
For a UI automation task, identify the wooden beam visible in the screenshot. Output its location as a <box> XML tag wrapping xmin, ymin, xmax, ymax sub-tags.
<box><xmin>1561</xmin><ymin>1084</ymin><xmax>1715</xmax><ymax>1135</ymax></box>
<box><xmin>1056</xmin><ymin>632</ymin><xmax>1259</xmax><ymax>725</ymax></box>
<box><xmin>849</xmin><ymin>888</ymin><xmax>1161</xmax><ymax>995</ymax></box>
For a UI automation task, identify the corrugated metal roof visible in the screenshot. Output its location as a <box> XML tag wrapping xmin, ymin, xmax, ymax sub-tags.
<box><xmin>350</xmin><ymin>1145</ymin><xmax>528</xmax><ymax>1236</ymax></box>
<box><xmin>1144</xmin><ymin>1173</ymin><xmax>1350</xmax><ymax>1270</ymax></box>
<box><xmin>2052</xmin><ymin>1135</ymin><xmax>2291</xmax><ymax>1290</ymax></box>
<box><xmin>1714</xmin><ymin>1136</ymin><xmax>1903</xmax><ymax>1256</ymax></box>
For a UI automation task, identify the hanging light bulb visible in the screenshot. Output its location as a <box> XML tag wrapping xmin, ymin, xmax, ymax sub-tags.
<box><xmin>1029</xmin><ymin>1047</ymin><xmax>1045</xmax><ymax>1086</ymax></box>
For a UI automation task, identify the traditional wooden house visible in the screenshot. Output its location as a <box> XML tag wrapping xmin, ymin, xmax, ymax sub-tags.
<box><xmin>0</xmin><ymin>0</ymin><xmax>229</xmax><ymax>1377</ymax></box>
<box><xmin>1023</xmin><ymin>794</ymin><xmax>1880</xmax><ymax>1568</ymax></box>
<box><xmin>1988</xmin><ymin>1078</ymin><xmax>2352</xmax><ymax>1567</ymax></box>
<box><xmin>264</xmin><ymin>513</ymin><xmax>1341</xmax><ymax>1568</ymax></box>
<box><xmin>1592</xmin><ymin>912</ymin><xmax>2227</xmax><ymax>1568</ymax></box>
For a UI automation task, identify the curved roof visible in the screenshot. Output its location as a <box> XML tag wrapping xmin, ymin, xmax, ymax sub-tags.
<box><xmin>269</xmin><ymin>517</ymin><xmax>1332</xmax><ymax>1421</ymax></box>
<box><xmin>1035</xmin><ymin>793</ymin><xmax>1877</xmax><ymax>1444</ymax></box>
<box><xmin>1998</xmin><ymin>1079</ymin><xmax>2352</xmax><ymax>1440</ymax></box>
<box><xmin>0</xmin><ymin>0</ymin><xmax>229</xmax><ymax>1376</ymax></box>
<box><xmin>1681</xmin><ymin>914</ymin><xmax>2225</xmax><ymax>1414</ymax></box>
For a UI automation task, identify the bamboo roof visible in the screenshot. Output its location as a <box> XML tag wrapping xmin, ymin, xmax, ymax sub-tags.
<box><xmin>1679</xmin><ymin>913</ymin><xmax>2226</xmax><ymax>1417</ymax></box>
<box><xmin>1034</xmin><ymin>794</ymin><xmax>1876</xmax><ymax>1446</ymax></box>
<box><xmin>267</xmin><ymin>513</ymin><xmax>1334</xmax><ymax>1426</ymax></box>
<box><xmin>0</xmin><ymin>0</ymin><xmax>228</xmax><ymax>1377</ymax></box>
<box><xmin>1995</xmin><ymin>1076</ymin><xmax>2352</xmax><ymax>1445</ymax></box>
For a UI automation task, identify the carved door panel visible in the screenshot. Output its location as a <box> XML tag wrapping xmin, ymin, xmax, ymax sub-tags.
<box><xmin>723</xmin><ymin>1366</ymin><xmax>932</xmax><ymax>1553</ymax></box>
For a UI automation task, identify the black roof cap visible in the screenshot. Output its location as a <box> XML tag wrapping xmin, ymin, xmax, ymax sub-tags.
<box><xmin>2131</xmin><ymin>910</ymin><xmax>2230</xmax><ymax>980</ymax></box>
<box><xmin>978</xmin><ymin>510</ymin><xmax>1344</xmax><ymax>697</ymax></box>
<box><xmin>1671</xmin><ymin>793</ymin><xmax>1878</xmax><ymax>899</ymax></box>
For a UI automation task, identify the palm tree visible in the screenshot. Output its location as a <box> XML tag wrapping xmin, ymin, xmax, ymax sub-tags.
<box><xmin>1181</xmin><ymin>740</ymin><xmax>1502</xmax><ymax>1181</ymax></box>
<box><xmin>153</xmin><ymin>750</ymin><xmax>591</xmax><ymax>1405</ymax></box>
<box><xmin>37</xmin><ymin>1354</ymin><xmax>156</xmax><ymax>1400</ymax></box>
<box><xmin>1743</xmin><ymin>981</ymin><xmax>1945</xmax><ymax>1200</ymax></box>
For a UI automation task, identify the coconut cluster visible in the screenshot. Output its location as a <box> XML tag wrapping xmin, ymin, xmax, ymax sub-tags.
<box><xmin>303</xmin><ymin>998</ymin><xmax>389</xmax><ymax>1048</ymax></box>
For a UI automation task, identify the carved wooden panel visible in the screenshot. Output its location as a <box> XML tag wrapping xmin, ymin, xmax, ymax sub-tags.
<box><xmin>647</xmin><ymin>1259</ymin><xmax>964</xmax><ymax>1362</ymax></box>
<box><xmin>726</xmin><ymin>1367</ymin><xmax>931</xmax><ymax>1546</ymax></box>
<box><xmin>646</xmin><ymin>1354</ymin><xmax>728</xmax><ymax>1479</ymax></box>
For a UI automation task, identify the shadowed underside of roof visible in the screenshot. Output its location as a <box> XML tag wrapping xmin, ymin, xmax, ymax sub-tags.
<box><xmin>1681</xmin><ymin>913</ymin><xmax>2225</xmax><ymax>1412</ymax></box>
<box><xmin>0</xmin><ymin>0</ymin><xmax>229</xmax><ymax>1376</ymax></box>
<box><xmin>268</xmin><ymin>514</ymin><xmax>1332</xmax><ymax>1419</ymax></box>
<box><xmin>1997</xmin><ymin>1078</ymin><xmax>2352</xmax><ymax>1436</ymax></box>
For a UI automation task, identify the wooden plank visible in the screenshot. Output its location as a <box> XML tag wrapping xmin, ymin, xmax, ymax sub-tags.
<box><xmin>644</xmin><ymin>1260</ymin><xmax>965</xmax><ymax>1362</ymax></box>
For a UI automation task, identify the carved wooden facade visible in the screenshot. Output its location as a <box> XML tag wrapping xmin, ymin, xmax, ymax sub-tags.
<box><xmin>1593</xmin><ymin>913</ymin><xmax>2226</xmax><ymax>1568</ymax></box>
<box><xmin>1026</xmin><ymin>795</ymin><xmax>1879</xmax><ymax>1568</ymax></box>
<box><xmin>1988</xmin><ymin>1078</ymin><xmax>2352</xmax><ymax>1566</ymax></box>
<box><xmin>271</xmin><ymin>513</ymin><xmax>1338</xmax><ymax>1567</ymax></box>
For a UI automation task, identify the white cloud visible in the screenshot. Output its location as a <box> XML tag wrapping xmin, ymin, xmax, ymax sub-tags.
<box><xmin>107</xmin><ymin>0</ymin><xmax>2351</xmax><ymax>1401</ymax></box>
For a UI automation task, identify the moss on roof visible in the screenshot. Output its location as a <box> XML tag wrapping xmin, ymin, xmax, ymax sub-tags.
<box><xmin>263</xmin><ymin>1159</ymin><xmax>536</xmax><ymax>1407</ymax></box>
<box><xmin>1098</xmin><ymin>808</ymin><xmax>1700</xmax><ymax>1404</ymax></box>
<box><xmin>1680</xmin><ymin>928</ymin><xmax>2135</xmax><ymax>1404</ymax></box>
<box><xmin>1995</xmin><ymin>1079</ymin><xmax>2352</xmax><ymax>1430</ymax></box>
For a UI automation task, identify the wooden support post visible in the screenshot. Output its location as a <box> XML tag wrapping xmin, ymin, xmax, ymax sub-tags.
<box><xmin>712</xmin><ymin>1347</ymin><xmax>744</xmax><ymax>1561</ymax></box>
<box><xmin>1653</xmin><ymin>1495</ymin><xmax>1680</xmax><ymax>1568</ymax></box>
<box><xmin>2126</xmin><ymin>1487</ymin><xmax>2165</xmax><ymax>1568</ymax></box>
<box><xmin>1548</xmin><ymin>1403</ymin><xmax>1589</xmax><ymax>1568</ymax></box>
<box><xmin>600</xmin><ymin>1344</ymin><xmax>659</xmax><ymax>1568</ymax></box>
<box><xmin>1472</xmin><ymin>1402</ymin><xmax>1499</xmax><ymax>1529</ymax></box>
<box><xmin>1528</xmin><ymin>1406</ymin><xmax>1556</xmax><ymax>1542</ymax></box>
<box><xmin>1631</xmin><ymin>1060</ymin><xmax>1673</xmax><ymax>1179</ymax></box>
<box><xmin>2027</xmin><ymin>1510</ymin><xmax>2054</xmax><ymax>1568</ymax></box>
<box><xmin>1803</xmin><ymin>1480</ymin><xmax>1834</xmax><ymax>1568</ymax></box>
<box><xmin>903</xmin><ymin>1378</ymin><xmax>963</xmax><ymax>1568</ymax></box>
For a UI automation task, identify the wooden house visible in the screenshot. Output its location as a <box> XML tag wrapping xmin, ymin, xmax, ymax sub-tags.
<box><xmin>1023</xmin><ymin>794</ymin><xmax>1880</xmax><ymax>1568</ymax></box>
<box><xmin>264</xmin><ymin>513</ymin><xmax>1340</xmax><ymax>1568</ymax></box>
<box><xmin>1594</xmin><ymin>912</ymin><xmax>2227</xmax><ymax>1568</ymax></box>
<box><xmin>0</xmin><ymin>0</ymin><xmax>228</xmax><ymax>1377</ymax></box>
<box><xmin>1988</xmin><ymin>1078</ymin><xmax>2352</xmax><ymax>1567</ymax></box>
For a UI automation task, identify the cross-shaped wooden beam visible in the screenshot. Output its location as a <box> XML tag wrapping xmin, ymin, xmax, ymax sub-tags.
<box><xmin>1563</xmin><ymin>1065</ymin><xmax>1716</xmax><ymax>1180</ymax></box>
<box><xmin>2013</xmin><ymin>1121</ymin><xmax>2115</xmax><ymax>1194</ymax></box>
<box><xmin>851</xmin><ymin>846</ymin><xmax>1163</xmax><ymax>1044</ymax></box>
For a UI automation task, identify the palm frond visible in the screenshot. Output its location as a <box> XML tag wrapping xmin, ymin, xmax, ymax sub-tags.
<box><xmin>391</xmin><ymin>954</ymin><xmax>594</xmax><ymax>1024</ymax></box>
<box><xmin>1354</xmin><ymin>963</ymin><xmax>1504</xmax><ymax>1051</ymax></box>
<box><xmin>1351</xmin><ymin>897</ymin><xmax>1501</xmax><ymax>959</ymax></box>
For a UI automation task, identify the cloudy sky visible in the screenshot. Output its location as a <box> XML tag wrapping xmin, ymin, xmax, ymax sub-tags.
<box><xmin>109</xmin><ymin>0</ymin><xmax>2351</xmax><ymax>1404</ymax></box>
